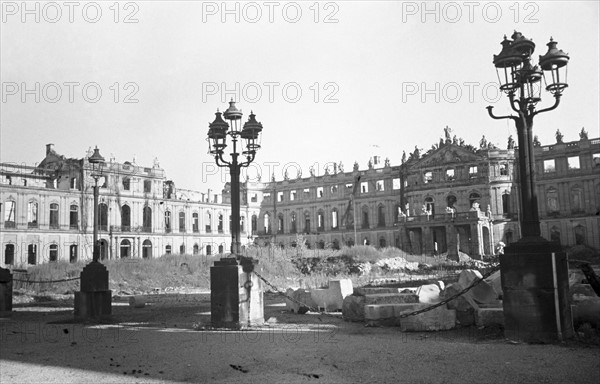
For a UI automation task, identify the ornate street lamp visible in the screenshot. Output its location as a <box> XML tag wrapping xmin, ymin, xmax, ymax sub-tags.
<box><xmin>486</xmin><ymin>31</ymin><xmax>573</xmax><ymax>343</ymax></box>
<box><xmin>88</xmin><ymin>147</ymin><xmax>105</xmax><ymax>262</ymax></box>
<box><xmin>207</xmin><ymin>100</ymin><xmax>265</xmax><ymax>328</ymax></box>
<box><xmin>487</xmin><ymin>31</ymin><xmax>569</xmax><ymax>239</ymax></box>
<box><xmin>207</xmin><ymin>100</ymin><xmax>263</xmax><ymax>256</ymax></box>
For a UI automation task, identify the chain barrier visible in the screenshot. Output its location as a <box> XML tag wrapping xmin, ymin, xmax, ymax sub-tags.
<box><xmin>254</xmin><ymin>264</ymin><xmax>501</xmax><ymax>320</ymax></box>
<box><xmin>253</xmin><ymin>270</ymin><xmax>342</xmax><ymax>318</ymax></box>
<box><xmin>12</xmin><ymin>276</ymin><xmax>80</xmax><ymax>284</ymax></box>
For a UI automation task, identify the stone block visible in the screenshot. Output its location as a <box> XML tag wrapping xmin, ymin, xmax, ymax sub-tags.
<box><xmin>572</xmin><ymin>298</ymin><xmax>600</xmax><ymax>328</ymax></box>
<box><xmin>397</xmin><ymin>304</ymin><xmax>456</xmax><ymax>331</ymax></box>
<box><xmin>354</xmin><ymin>287</ymin><xmax>400</xmax><ymax>296</ymax></box>
<box><xmin>570</xmin><ymin>284</ymin><xmax>598</xmax><ymax>302</ymax></box>
<box><xmin>485</xmin><ymin>270</ymin><xmax>503</xmax><ymax>298</ymax></box>
<box><xmin>0</xmin><ymin>267</ymin><xmax>13</xmax><ymax>313</ymax></box>
<box><xmin>342</xmin><ymin>295</ymin><xmax>365</xmax><ymax>322</ymax></box>
<box><xmin>441</xmin><ymin>283</ymin><xmax>479</xmax><ymax>311</ymax></box>
<box><xmin>364</xmin><ymin>293</ymin><xmax>419</xmax><ymax>305</ymax></box>
<box><xmin>364</xmin><ymin>304</ymin><xmax>396</xmax><ymax>320</ymax></box>
<box><xmin>475</xmin><ymin>307</ymin><xmax>504</xmax><ymax>327</ymax></box>
<box><xmin>285</xmin><ymin>288</ymin><xmax>316</xmax><ymax>314</ymax></box>
<box><xmin>310</xmin><ymin>279</ymin><xmax>353</xmax><ymax>311</ymax></box>
<box><xmin>416</xmin><ymin>284</ymin><xmax>441</xmax><ymax>304</ymax></box>
<box><xmin>569</xmin><ymin>269</ymin><xmax>588</xmax><ymax>286</ymax></box>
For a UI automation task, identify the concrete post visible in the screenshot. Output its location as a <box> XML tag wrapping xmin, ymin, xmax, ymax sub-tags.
<box><xmin>0</xmin><ymin>267</ymin><xmax>13</xmax><ymax>315</ymax></box>
<box><xmin>74</xmin><ymin>261</ymin><xmax>112</xmax><ymax>320</ymax></box>
<box><xmin>210</xmin><ymin>257</ymin><xmax>263</xmax><ymax>328</ymax></box>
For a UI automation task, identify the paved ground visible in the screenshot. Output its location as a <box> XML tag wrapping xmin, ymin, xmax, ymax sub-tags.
<box><xmin>1</xmin><ymin>293</ymin><xmax>599</xmax><ymax>384</ymax></box>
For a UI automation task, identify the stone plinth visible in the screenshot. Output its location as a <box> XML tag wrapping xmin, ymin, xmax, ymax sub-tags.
<box><xmin>74</xmin><ymin>262</ymin><xmax>112</xmax><ymax>321</ymax></box>
<box><xmin>501</xmin><ymin>238</ymin><xmax>574</xmax><ymax>343</ymax></box>
<box><xmin>0</xmin><ymin>267</ymin><xmax>13</xmax><ymax>314</ymax></box>
<box><xmin>211</xmin><ymin>257</ymin><xmax>263</xmax><ymax>328</ymax></box>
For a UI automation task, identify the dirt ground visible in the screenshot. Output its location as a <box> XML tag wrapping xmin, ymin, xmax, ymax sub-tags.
<box><xmin>1</xmin><ymin>292</ymin><xmax>599</xmax><ymax>384</ymax></box>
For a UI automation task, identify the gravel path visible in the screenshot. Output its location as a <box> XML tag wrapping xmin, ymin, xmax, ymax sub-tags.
<box><xmin>1</xmin><ymin>293</ymin><xmax>598</xmax><ymax>384</ymax></box>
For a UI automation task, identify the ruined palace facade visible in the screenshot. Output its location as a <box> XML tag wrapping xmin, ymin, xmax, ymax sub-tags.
<box><xmin>255</xmin><ymin>131</ymin><xmax>600</xmax><ymax>258</ymax></box>
<box><xmin>1</xmin><ymin>131</ymin><xmax>599</xmax><ymax>266</ymax></box>
<box><xmin>0</xmin><ymin>144</ymin><xmax>263</xmax><ymax>266</ymax></box>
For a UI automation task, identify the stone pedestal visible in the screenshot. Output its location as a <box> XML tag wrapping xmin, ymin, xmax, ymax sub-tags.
<box><xmin>74</xmin><ymin>261</ymin><xmax>112</xmax><ymax>320</ymax></box>
<box><xmin>211</xmin><ymin>257</ymin><xmax>263</xmax><ymax>328</ymax></box>
<box><xmin>500</xmin><ymin>238</ymin><xmax>573</xmax><ymax>343</ymax></box>
<box><xmin>0</xmin><ymin>267</ymin><xmax>13</xmax><ymax>315</ymax></box>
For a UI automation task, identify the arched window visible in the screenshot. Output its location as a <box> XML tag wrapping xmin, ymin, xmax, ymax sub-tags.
<box><xmin>193</xmin><ymin>243</ymin><xmax>199</xmax><ymax>255</ymax></box>
<box><xmin>218</xmin><ymin>213</ymin><xmax>224</xmax><ymax>233</ymax></box>
<box><xmin>424</xmin><ymin>197</ymin><xmax>435</xmax><ymax>216</ymax></box>
<box><xmin>179</xmin><ymin>211</ymin><xmax>186</xmax><ymax>233</ymax></box>
<box><xmin>143</xmin><ymin>179</ymin><xmax>152</xmax><ymax>193</ymax></box>
<box><xmin>361</xmin><ymin>206</ymin><xmax>370</xmax><ymax>229</ymax></box>
<box><xmin>304</xmin><ymin>211</ymin><xmax>311</xmax><ymax>234</ymax></box>
<box><xmin>4</xmin><ymin>201</ymin><xmax>16</xmax><ymax>228</ymax></box>
<box><xmin>550</xmin><ymin>226</ymin><xmax>561</xmax><ymax>245</ymax></box>
<box><xmin>394</xmin><ymin>204</ymin><xmax>401</xmax><ymax>223</ymax></box>
<box><xmin>69</xmin><ymin>244</ymin><xmax>78</xmax><ymax>263</ymax></box>
<box><xmin>317</xmin><ymin>210</ymin><xmax>325</xmax><ymax>231</ymax></box>
<box><xmin>99</xmin><ymin>239</ymin><xmax>109</xmax><ymax>260</ymax></box>
<box><xmin>28</xmin><ymin>244</ymin><xmax>37</xmax><ymax>265</ymax></box>
<box><xmin>192</xmin><ymin>212</ymin><xmax>199</xmax><ymax>232</ymax></box>
<box><xmin>251</xmin><ymin>214</ymin><xmax>257</xmax><ymax>234</ymax></box>
<box><xmin>70</xmin><ymin>204</ymin><xmax>79</xmax><ymax>229</ymax></box>
<box><xmin>49</xmin><ymin>243</ymin><xmax>58</xmax><ymax>261</ymax></box>
<box><xmin>164</xmin><ymin>210</ymin><xmax>172</xmax><ymax>233</ymax></box>
<box><xmin>206</xmin><ymin>211</ymin><xmax>212</xmax><ymax>233</ymax></box>
<box><xmin>290</xmin><ymin>212</ymin><xmax>297</xmax><ymax>233</ymax></box>
<box><xmin>27</xmin><ymin>201</ymin><xmax>38</xmax><ymax>228</ymax></box>
<box><xmin>469</xmin><ymin>193</ymin><xmax>481</xmax><ymax>209</ymax></box>
<box><xmin>379</xmin><ymin>237</ymin><xmax>387</xmax><ymax>248</ymax></box>
<box><xmin>574</xmin><ymin>225</ymin><xmax>585</xmax><ymax>245</ymax></box>
<box><xmin>4</xmin><ymin>244</ymin><xmax>15</xmax><ymax>265</ymax></box>
<box><xmin>49</xmin><ymin>203</ymin><xmax>59</xmax><ymax>229</ymax></box>
<box><xmin>120</xmin><ymin>239</ymin><xmax>131</xmax><ymax>258</ymax></box>
<box><xmin>331</xmin><ymin>209</ymin><xmax>338</xmax><ymax>229</ymax></box>
<box><xmin>278</xmin><ymin>213</ymin><xmax>284</xmax><ymax>234</ymax></box>
<box><xmin>165</xmin><ymin>244</ymin><xmax>172</xmax><ymax>254</ymax></box>
<box><xmin>571</xmin><ymin>186</ymin><xmax>583</xmax><ymax>213</ymax></box>
<box><xmin>143</xmin><ymin>206</ymin><xmax>152</xmax><ymax>232</ymax></box>
<box><xmin>446</xmin><ymin>195</ymin><xmax>457</xmax><ymax>209</ymax></box>
<box><xmin>180</xmin><ymin>244</ymin><xmax>185</xmax><ymax>254</ymax></box>
<box><xmin>142</xmin><ymin>240</ymin><xmax>152</xmax><ymax>259</ymax></box>
<box><xmin>377</xmin><ymin>205</ymin><xmax>385</xmax><ymax>227</ymax></box>
<box><xmin>264</xmin><ymin>212</ymin><xmax>272</xmax><ymax>234</ymax></box>
<box><xmin>121</xmin><ymin>205</ymin><xmax>131</xmax><ymax>231</ymax></box>
<box><xmin>99</xmin><ymin>203</ymin><xmax>108</xmax><ymax>231</ymax></box>
<box><xmin>502</xmin><ymin>193</ymin><xmax>510</xmax><ymax>215</ymax></box>
<box><xmin>122</xmin><ymin>177</ymin><xmax>131</xmax><ymax>191</ymax></box>
<box><xmin>218</xmin><ymin>244</ymin><xmax>224</xmax><ymax>254</ymax></box>
<box><xmin>206</xmin><ymin>244</ymin><xmax>212</xmax><ymax>255</ymax></box>
<box><xmin>240</xmin><ymin>215</ymin><xmax>245</xmax><ymax>233</ymax></box>
<box><xmin>546</xmin><ymin>188</ymin><xmax>559</xmax><ymax>213</ymax></box>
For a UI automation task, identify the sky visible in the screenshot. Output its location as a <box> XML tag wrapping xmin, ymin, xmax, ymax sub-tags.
<box><xmin>1</xmin><ymin>1</ymin><xmax>599</xmax><ymax>193</ymax></box>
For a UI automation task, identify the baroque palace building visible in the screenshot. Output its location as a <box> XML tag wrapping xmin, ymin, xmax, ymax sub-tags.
<box><xmin>254</xmin><ymin>128</ymin><xmax>600</xmax><ymax>259</ymax></box>
<box><xmin>1</xmin><ymin>128</ymin><xmax>599</xmax><ymax>266</ymax></box>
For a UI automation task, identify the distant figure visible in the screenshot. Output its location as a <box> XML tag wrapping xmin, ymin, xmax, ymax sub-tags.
<box><xmin>555</xmin><ymin>129</ymin><xmax>564</xmax><ymax>144</ymax></box>
<box><xmin>507</xmin><ymin>135</ymin><xmax>515</xmax><ymax>149</ymax></box>
<box><xmin>580</xmin><ymin>127</ymin><xmax>588</xmax><ymax>140</ymax></box>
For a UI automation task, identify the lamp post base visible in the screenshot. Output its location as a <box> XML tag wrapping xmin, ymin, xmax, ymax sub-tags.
<box><xmin>500</xmin><ymin>237</ymin><xmax>574</xmax><ymax>343</ymax></box>
<box><xmin>74</xmin><ymin>261</ymin><xmax>112</xmax><ymax>321</ymax></box>
<box><xmin>210</xmin><ymin>256</ymin><xmax>263</xmax><ymax>329</ymax></box>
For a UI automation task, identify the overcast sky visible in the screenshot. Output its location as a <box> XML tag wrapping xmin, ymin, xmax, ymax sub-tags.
<box><xmin>1</xmin><ymin>1</ymin><xmax>598</xmax><ymax>192</ymax></box>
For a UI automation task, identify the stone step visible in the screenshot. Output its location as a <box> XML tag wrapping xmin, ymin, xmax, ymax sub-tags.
<box><xmin>364</xmin><ymin>303</ymin><xmax>456</xmax><ymax>331</ymax></box>
<box><xmin>354</xmin><ymin>287</ymin><xmax>402</xmax><ymax>295</ymax></box>
<box><xmin>364</xmin><ymin>293</ymin><xmax>419</xmax><ymax>305</ymax></box>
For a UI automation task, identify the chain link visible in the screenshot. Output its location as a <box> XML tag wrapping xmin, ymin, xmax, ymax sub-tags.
<box><xmin>254</xmin><ymin>265</ymin><xmax>501</xmax><ymax>320</ymax></box>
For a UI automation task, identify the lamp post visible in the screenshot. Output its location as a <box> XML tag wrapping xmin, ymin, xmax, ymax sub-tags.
<box><xmin>486</xmin><ymin>31</ymin><xmax>573</xmax><ymax>342</ymax></box>
<box><xmin>207</xmin><ymin>100</ymin><xmax>263</xmax><ymax>257</ymax></box>
<box><xmin>487</xmin><ymin>31</ymin><xmax>569</xmax><ymax>239</ymax></box>
<box><xmin>88</xmin><ymin>147</ymin><xmax>105</xmax><ymax>262</ymax></box>
<box><xmin>74</xmin><ymin>145</ymin><xmax>111</xmax><ymax>320</ymax></box>
<box><xmin>206</xmin><ymin>100</ymin><xmax>264</xmax><ymax>328</ymax></box>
